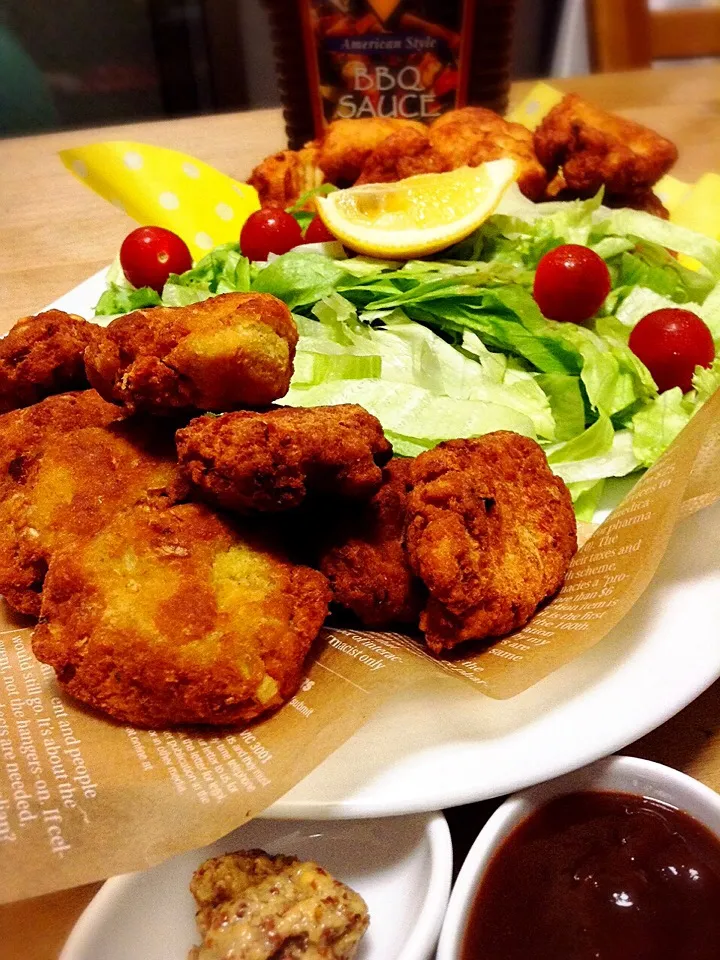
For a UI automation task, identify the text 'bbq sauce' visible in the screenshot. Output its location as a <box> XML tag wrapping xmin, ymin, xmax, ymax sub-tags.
<box><xmin>462</xmin><ymin>791</ymin><xmax>720</xmax><ymax>960</ymax></box>
<box><xmin>263</xmin><ymin>0</ymin><xmax>517</xmax><ymax>149</ymax></box>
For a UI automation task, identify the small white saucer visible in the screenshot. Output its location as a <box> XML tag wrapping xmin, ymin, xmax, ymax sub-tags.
<box><xmin>61</xmin><ymin>812</ymin><xmax>452</xmax><ymax>960</ymax></box>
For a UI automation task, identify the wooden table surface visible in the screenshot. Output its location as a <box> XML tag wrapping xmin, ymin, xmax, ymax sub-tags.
<box><xmin>2</xmin><ymin>63</ymin><xmax>720</xmax><ymax>957</ymax></box>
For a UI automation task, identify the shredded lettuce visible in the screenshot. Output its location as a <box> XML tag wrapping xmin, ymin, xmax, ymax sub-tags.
<box><xmin>95</xmin><ymin>281</ymin><xmax>160</xmax><ymax>316</ymax></box>
<box><xmin>567</xmin><ymin>479</ymin><xmax>607</xmax><ymax>522</ymax></box>
<box><xmin>281</xmin><ymin>379</ymin><xmax>536</xmax><ymax>448</ymax></box>
<box><xmin>93</xmin><ymin>186</ymin><xmax>720</xmax><ymax>516</ymax></box>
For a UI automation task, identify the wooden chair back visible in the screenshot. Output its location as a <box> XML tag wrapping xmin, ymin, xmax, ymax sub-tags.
<box><xmin>587</xmin><ymin>0</ymin><xmax>720</xmax><ymax>71</ymax></box>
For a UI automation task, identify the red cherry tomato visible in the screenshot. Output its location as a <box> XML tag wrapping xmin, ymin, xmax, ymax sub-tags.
<box><xmin>120</xmin><ymin>226</ymin><xmax>192</xmax><ymax>293</ymax></box>
<box><xmin>303</xmin><ymin>215</ymin><xmax>335</xmax><ymax>244</ymax></box>
<box><xmin>629</xmin><ymin>308</ymin><xmax>715</xmax><ymax>394</ymax></box>
<box><xmin>533</xmin><ymin>244</ymin><xmax>612</xmax><ymax>323</ymax></box>
<box><xmin>240</xmin><ymin>208</ymin><xmax>303</xmax><ymax>261</ymax></box>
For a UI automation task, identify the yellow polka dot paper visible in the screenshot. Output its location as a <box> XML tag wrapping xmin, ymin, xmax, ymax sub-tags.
<box><xmin>507</xmin><ymin>82</ymin><xmax>564</xmax><ymax>131</ymax></box>
<box><xmin>60</xmin><ymin>141</ymin><xmax>260</xmax><ymax>260</ymax></box>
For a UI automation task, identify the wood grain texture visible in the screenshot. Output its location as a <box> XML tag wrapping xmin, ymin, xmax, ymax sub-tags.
<box><xmin>587</xmin><ymin>0</ymin><xmax>653</xmax><ymax>71</ymax></box>
<box><xmin>1</xmin><ymin>68</ymin><xmax>720</xmax><ymax>957</ymax></box>
<box><xmin>651</xmin><ymin>7</ymin><xmax>720</xmax><ymax>60</ymax></box>
<box><xmin>589</xmin><ymin>0</ymin><xmax>720</xmax><ymax>69</ymax></box>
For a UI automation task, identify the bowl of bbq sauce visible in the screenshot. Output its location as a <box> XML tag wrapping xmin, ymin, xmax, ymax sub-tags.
<box><xmin>437</xmin><ymin>755</ymin><xmax>720</xmax><ymax>960</ymax></box>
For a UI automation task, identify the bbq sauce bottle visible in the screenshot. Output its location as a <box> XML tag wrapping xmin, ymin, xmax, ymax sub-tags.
<box><xmin>263</xmin><ymin>0</ymin><xmax>517</xmax><ymax>149</ymax></box>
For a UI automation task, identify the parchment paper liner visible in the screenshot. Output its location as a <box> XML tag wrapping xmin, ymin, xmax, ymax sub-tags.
<box><xmin>1</xmin><ymin>388</ymin><xmax>719</xmax><ymax>904</ymax></box>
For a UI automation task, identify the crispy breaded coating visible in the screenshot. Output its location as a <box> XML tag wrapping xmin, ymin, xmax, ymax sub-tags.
<box><xmin>176</xmin><ymin>405</ymin><xmax>392</xmax><ymax>514</ymax></box>
<box><xmin>0</xmin><ymin>310</ymin><xmax>97</xmax><ymax>413</ymax></box>
<box><xmin>317</xmin><ymin>117</ymin><xmax>426</xmax><ymax>185</ymax></box>
<box><xmin>0</xmin><ymin>391</ymin><xmax>124</xmax><ymax>614</ymax></box>
<box><xmin>355</xmin><ymin>126</ymin><xmax>450</xmax><ymax>185</ymax></box>
<box><xmin>189</xmin><ymin>849</ymin><xmax>369</xmax><ymax>960</ymax></box>
<box><xmin>319</xmin><ymin>458</ymin><xmax>423</xmax><ymax>627</ymax></box>
<box><xmin>247</xmin><ymin>143</ymin><xmax>324</xmax><ymax>209</ymax></box>
<box><xmin>534</xmin><ymin>94</ymin><xmax>678</xmax><ymax>198</ymax></box>
<box><xmin>85</xmin><ymin>292</ymin><xmax>298</xmax><ymax>415</ymax></box>
<box><xmin>605</xmin><ymin>189</ymin><xmax>670</xmax><ymax>219</ymax></box>
<box><xmin>0</xmin><ymin>415</ymin><xmax>184</xmax><ymax>617</ymax></box>
<box><xmin>0</xmin><ymin>390</ymin><xmax>121</xmax><ymax>490</ymax></box>
<box><xmin>406</xmin><ymin>432</ymin><xmax>577</xmax><ymax>654</ymax></box>
<box><xmin>429</xmin><ymin>107</ymin><xmax>548</xmax><ymax>201</ymax></box>
<box><xmin>33</xmin><ymin>502</ymin><xmax>330</xmax><ymax>727</ymax></box>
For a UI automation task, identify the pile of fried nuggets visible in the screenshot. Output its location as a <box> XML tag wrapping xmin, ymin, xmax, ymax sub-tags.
<box><xmin>0</xmin><ymin>294</ymin><xmax>576</xmax><ymax>730</ymax></box>
<box><xmin>249</xmin><ymin>94</ymin><xmax>677</xmax><ymax>217</ymax></box>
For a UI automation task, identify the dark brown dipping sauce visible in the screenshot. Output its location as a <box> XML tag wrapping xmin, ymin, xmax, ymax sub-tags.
<box><xmin>462</xmin><ymin>791</ymin><xmax>720</xmax><ymax>960</ymax></box>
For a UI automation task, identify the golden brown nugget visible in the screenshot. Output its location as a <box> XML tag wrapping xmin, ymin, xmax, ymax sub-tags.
<box><xmin>189</xmin><ymin>849</ymin><xmax>369</xmax><ymax>960</ymax></box>
<box><xmin>0</xmin><ymin>391</ymin><xmax>124</xmax><ymax>615</ymax></box>
<box><xmin>85</xmin><ymin>292</ymin><xmax>298</xmax><ymax>415</ymax></box>
<box><xmin>534</xmin><ymin>94</ymin><xmax>678</xmax><ymax>198</ymax></box>
<box><xmin>429</xmin><ymin>107</ymin><xmax>548</xmax><ymax>201</ymax></box>
<box><xmin>319</xmin><ymin>458</ymin><xmax>423</xmax><ymax>627</ymax></box>
<box><xmin>0</xmin><ymin>390</ymin><xmax>122</xmax><ymax>491</ymax></box>
<box><xmin>0</xmin><ymin>416</ymin><xmax>184</xmax><ymax>616</ymax></box>
<box><xmin>406</xmin><ymin>432</ymin><xmax>577</xmax><ymax>654</ymax></box>
<box><xmin>355</xmin><ymin>127</ymin><xmax>450</xmax><ymax>185</ymax></box>
<box><xmin>33</xmin><ymin>502</ymin><xmax>330</xmax><ymax>727</ymax></box>
<box><xmin>176</xmin><ymin>405</ymin><xmax>392</xmax><ymax>513</ymax></box>
<box><xmin>317</xmin><ymin>117</ymin><xmax>426</xmax><ymax>185</ymax></box>
<box><xmin>247</xmin><ymin>143</ymin><xmax>324</xmax><ymax>209</ymax></box>
<box><xmin>0</xmin><ymin>310</ymin><xmax>97</xmax><ymax>413</ymax></box>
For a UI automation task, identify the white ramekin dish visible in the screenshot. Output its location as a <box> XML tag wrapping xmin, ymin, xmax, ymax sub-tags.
<box><xmin>437</xmin><ymin>754</ymin><xmax>720</xmax><ymax>960</ymax></box>
<box><xmin>62</xmin><ymin>811</ymin><xmax>452</xmax><ymax>960</ymax></box>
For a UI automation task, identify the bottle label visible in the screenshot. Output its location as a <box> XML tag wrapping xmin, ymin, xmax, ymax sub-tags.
<box><xmin>299</xmin><ymin>0</ymin><xmax>474</xmax><ymax>134</ymax></box>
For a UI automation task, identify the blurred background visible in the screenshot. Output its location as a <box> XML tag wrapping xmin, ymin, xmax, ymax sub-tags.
<box><xmin>0</xmin><ymin>0</ymin><xmax>717</xmax><ymax>138</ymax></box>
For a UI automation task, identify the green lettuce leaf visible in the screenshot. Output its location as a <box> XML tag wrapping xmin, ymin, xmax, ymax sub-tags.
<box><xmin>95</xmin><ymin>282</ymin><xmax>160</xmax><ymax>316</ymax></box>
<box><xmin>548</xmin><ymin>424</ymin><xmax>640</xmax><ymax>485</ymax></box>
<box><xmin>630</xmin><ymin>389</ymin><xmax>694</xmax><ymax>468</ymax></box>
<box><xmin>287</xmin><ymin>183</ymin><xmax>338</xmax><ymax>231</ymax></box>
<box><xmin>252</xmin><ymin>252</ymin><xmax>353</xmax><ymax>309</ymax></box>
<box><xmin>567</xmin><ymin>479</ymin><xmax>607</xmax><ymax>522</ymax></box>
<box><xmin>281</xmin><ymin>379</ymin><xmax>536</xmax><ymax>447</ymax></box>
<box><xmin>292</xmin><ymin>295</ymin><xmax>556</xmax><ymax>438</ymax></box>
<box><xmin>605</xmin><ymin>208</ymin><xmax>720</xmax><ymax>278</ymax></box>
<box><xmin>536</xmin><ymin>374</ymin><xmax>586</xmax><ymax>441</ymax></box>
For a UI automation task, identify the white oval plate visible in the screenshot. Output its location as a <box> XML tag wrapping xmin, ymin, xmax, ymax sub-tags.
<box><xmin>60</xmin><ymin>812</ymin><xmax>452</xmax><ymax>960</ymax></box>
<box><xmin>48</xmin><ymin>277</ymin><xmax>720</xmax><ymax>819</ymax></box>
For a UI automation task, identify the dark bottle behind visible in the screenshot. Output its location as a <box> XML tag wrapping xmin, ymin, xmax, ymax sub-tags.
<box><xmin>263</xmin><ymin>0</ymin><xmax>517</xmax><ymax>150</ymax></box>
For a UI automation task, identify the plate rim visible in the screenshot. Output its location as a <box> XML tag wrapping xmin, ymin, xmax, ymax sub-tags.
<box><xmin>44</xmin><ymin>271</ymin><xmax>720</xmax><ymax>820</ymax></box>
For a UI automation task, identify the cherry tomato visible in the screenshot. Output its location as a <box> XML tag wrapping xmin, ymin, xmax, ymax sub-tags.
<box><xmin>533</xmin><ymin>244</ymin><xmax>611</xmax><ymax>323</ymax></box>
<box><xmin>628</xmin><ymin>308</ymin><xmax>715</xmax><ymax>393</ymax></box>
<box><xmin>240</xmin><ymin>208</ymin><xmax>302</xmax><ymax>261</ymax></box>
<box><xmin>303</xmin><ymin>215</ymin><xmax>335</xmax><ymax>244</ymax></box>
<box><xmin>120</xmin><ymin>226</ymin><xmax>192</xmax><ymax>293</ymax></box>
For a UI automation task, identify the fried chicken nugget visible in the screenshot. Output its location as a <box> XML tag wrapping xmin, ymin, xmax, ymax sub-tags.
<box><xmin>176</xmin><ymin>405</ymin><xmax>392</xmax><ymax>513</ymax></box>
<box><xmin>0</xmin><ymin>414</ymin><xmax>184</xmax><ymax>616</ymax></box>
<box><xmin>0</xmin><ymin>390</ymin><xmax>121</xmax><ymax>490</ymax></box>
<box><xmin>0</xmin><ymin>310</ymin><xmax>97</xmax><ymax>413</ymax></box>
<box><xmin>85</xmin><ymin>292</ymin><xmax>298</xmax><ymax>415</ymax></box>
<box><xmin>247</xmin><ymin>143</ymin><xmax>324</xmax><ymax>209</ymax></box>
<box><xmin>33</xmin><ymin>502</ymin><xmax>330</xmax><ymax>727</ymax></box>
<box><xmin>0</xmin><ymin>391</ymin><xmax>124</xmax><ymax>615</ymax></box>
<box><xmin>317</xmin><ymin>117</ymin><xmax>426</xmax><ymax>185</ymax></box>
<box><xmin>429</xmin><ymin>107</ymin><xmax>548</xmax><ymax>201</ymax></box>
<box><xmin>355</xmin><ymin>126</ymin><xmax>450</xmax><ymax>185</ymax></box>
<box><xmin>534</xmin><ymin>94</ymin><xmax>678</xmax><ymax>198</ymax></box>
<box><xmin>406</xmin><ymin>432</ymin><xmax>577</xmax><ymax>654</ymax></box>
<box><xmin>319</xmin><ymin>457</ymin><xmax>423</xmax><ymax>627</ymax></box>
<box><xmin>189</xmin><ymin>850</ymin><xmax>369</xmax><ymax>960</ymax></box>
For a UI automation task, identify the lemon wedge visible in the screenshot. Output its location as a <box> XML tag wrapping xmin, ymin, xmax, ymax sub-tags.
<box><xmin>315</xmin><ymin>159</ymin><xmax>517</xmax><ymax>258</ymax></box>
